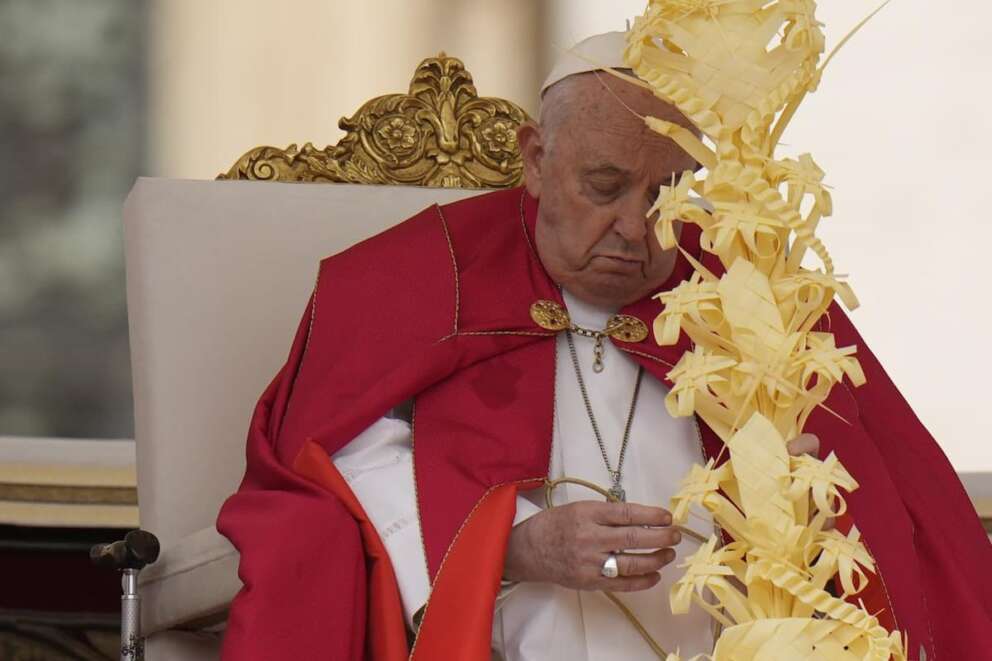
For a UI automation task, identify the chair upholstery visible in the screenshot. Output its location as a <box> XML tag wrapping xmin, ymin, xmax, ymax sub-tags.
<box><xmin>145</xmin><ymin>630</ymin><xmax>224</xmax><ymax>659</ymax></box>
<box><xmin>123</xmin><ymin>178</ymin><xmax>481</xmax><ymax>649</ymax></box>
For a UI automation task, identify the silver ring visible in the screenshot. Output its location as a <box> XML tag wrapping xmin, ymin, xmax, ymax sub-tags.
<box><xmin>601</xmin><ymin>553</ymin><xmax>619</xmax><ymax>578</ymax></box>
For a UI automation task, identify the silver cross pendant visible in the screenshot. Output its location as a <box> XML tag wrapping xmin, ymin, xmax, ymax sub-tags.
<box><xmin>608</xmin><ymin>482</ymin><xmax>626</xmax><ymax>503</ymax></box>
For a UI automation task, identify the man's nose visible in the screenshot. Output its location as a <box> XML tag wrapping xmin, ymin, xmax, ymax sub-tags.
<box><xmin>612</xmin><ymin>195</ymin><xmax>651</xmax><ymax>242</ymax></box>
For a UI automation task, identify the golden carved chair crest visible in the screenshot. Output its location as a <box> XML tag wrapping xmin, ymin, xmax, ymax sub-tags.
<box><xmin>219</xmin><ymin>53</ymin><xmax>530</xmax><ymax>188</ymax></box>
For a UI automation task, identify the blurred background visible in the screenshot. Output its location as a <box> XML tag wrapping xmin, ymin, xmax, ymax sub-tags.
<box><xmin>1</xmin><ymin>0</ymin><xmax>990</xmax><ymax>657</ymax></box>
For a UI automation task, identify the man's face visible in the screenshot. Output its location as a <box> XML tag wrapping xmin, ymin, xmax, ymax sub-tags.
<box><xmin>519</xmin><ymin>73</ymin><xmax>698</xmax><ymax>308</ymax></box>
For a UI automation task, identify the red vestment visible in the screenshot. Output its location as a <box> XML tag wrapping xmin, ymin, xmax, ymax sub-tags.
<box><xmin>217</xmin><ymin>187</ymin><xmax>992</xmax><ymax>660</ymax></box>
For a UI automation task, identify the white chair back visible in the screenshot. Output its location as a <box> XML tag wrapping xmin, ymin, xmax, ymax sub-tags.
<box><xmin>123</xmin><ymin>177</ymin><xmax>479</xmax><ymax>636</ymax></box>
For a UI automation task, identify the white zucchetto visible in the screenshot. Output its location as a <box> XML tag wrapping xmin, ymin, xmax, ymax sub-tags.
<box><xmin>540</xmin><ymin>31</ymin><xmax>630</xmax><ymax>97</ymax></box>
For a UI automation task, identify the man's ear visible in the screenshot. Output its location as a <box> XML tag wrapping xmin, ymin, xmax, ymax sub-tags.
<box><xmin>516</xmin><ymin>121</ymin><xmax>544</xmax><ymax>199</ymax></box>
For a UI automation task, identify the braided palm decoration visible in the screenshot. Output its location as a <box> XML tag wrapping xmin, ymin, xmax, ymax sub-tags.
<box><xmin>623</xmin><ymin>1</ymin><xmax>907</xmax><ymax>659</ymax></box>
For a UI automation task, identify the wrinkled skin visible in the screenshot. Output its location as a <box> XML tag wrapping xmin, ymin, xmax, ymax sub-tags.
<box><xmin>518</xmin><ymin>72</ymin><xmax>698</xmax><ymax>309</ymax></box>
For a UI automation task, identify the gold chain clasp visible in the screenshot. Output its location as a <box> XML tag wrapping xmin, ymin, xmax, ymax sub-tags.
<box><xmin>530</xmin><ymin>300</ymin><xmax>648</xmax><ymax>373</ymax></box>
<box><xmin>529</xmin><ymin>300</ymin><xmax>570</xmax><ymax>331</ymax></box>
<box><xmin>529</xmin><ymin>300</ymin><xmax>648</xmax><ymax>343</ymax></box>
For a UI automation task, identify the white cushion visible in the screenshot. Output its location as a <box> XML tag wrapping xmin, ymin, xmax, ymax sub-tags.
<box><xmin>138</xmin><ymin>525</ymin><xmax>239</xmax><ymax>634</ymax></box>
<box><xmin>123</xmin><ymin>178</ymin><xmax>481</xmax><ymax>626</ymax></box>
<box><xmin>146</xmin><ymin>630</ymin><xmax>222</xmax><ymax>661</ymax></box>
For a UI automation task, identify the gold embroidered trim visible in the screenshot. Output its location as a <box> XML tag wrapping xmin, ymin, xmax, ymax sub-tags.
<box><xmin>437</xmin><ymin>330</ymin><xmax>556</xmax><ymax>344</ymax></box>
<box><xmin>457</xmin><ymin>330</ymin><xmax>554</xmax><ymax>338</ymax></box>
<box><xmin>409</xmin><ymin>477</ymin><xmax>543</xmax><ymax>660</ymax></box>
<box><xmin>409</xmin><ymin>399</ymin><xmax>433</xmax><ymax>594</ymax></box>
<box><xmin>618</xmin><ymin>347</ymin><xmax>677</xmax><ymax>370</ymax></box>
<box><xmin>518</xmin><ymin>189</ymin><xmax>541</xmax><ymax>264</ymax></box>
<box><xmin>280</xmin><ymin>270</ymin><xmax>322</xmax><ymax>437</ymax></box>
<box><xmin>302</xmin><ymin>270</ymin><xmax>320</xmax><ymax>359</ymax></box>
<box><xmin>434</xmin><ymin>204</ymin><xmax>460</xmax><ymax>337</ymax></box>
<box><xmin>858</xmin><ymin>534</ymin><xmax>909</xmax><ymax>653</ymax></box>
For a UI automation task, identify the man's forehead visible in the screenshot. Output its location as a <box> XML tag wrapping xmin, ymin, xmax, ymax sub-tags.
<box><xmin>576</xmin><ymin>123</ymin><xmax>681</xmax><ymax>165</ymax></box>
<box><xmin>584</xmin><ymin>120</ymin><xmax>671</xmax><ymax>146</ymax></box>
<box><xmin>578</xmin><ymin>126</ymin><xmax>698</xmax><ymax>186</ymax></box>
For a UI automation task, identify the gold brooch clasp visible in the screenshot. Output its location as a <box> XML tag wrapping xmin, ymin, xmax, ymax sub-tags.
<box><xmin>529</xmin><ymin>300</ymin><xmax>570</xmax><ymax>331</ymax></box>
<box><xmin>606</xmin><ymin>314</ymin><xmax>649</xmax><ymax>343</ymax></box>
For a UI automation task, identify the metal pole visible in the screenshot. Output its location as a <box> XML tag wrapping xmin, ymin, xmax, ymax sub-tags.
<box><xmin>120</xmin><ymin>568</ymin><xmax>144</xmax><ymax>661</ymax></box>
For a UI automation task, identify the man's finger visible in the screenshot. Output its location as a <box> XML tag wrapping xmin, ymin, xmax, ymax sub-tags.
<box><xmin>592</xmin><ymin>502</ymin><xmax>672</xmax><ymax>527</ymax></box>
<box><xmin>600</xmin><ymin>572</ymin><xmax>663</xmax><ymax>593</ymax></box>
<box><xmin>604</xmin><ymin>525</ymin><xmax>682</xmax><ymax>551</ymax></box>
<box><xmin>787</xmin><ymin>433</ymin><xmax>820</xmax><ymax>457</ymax></box>
<box><xmin>615</xmin><ymin>548</ymin><xmax>677</xmax><ymax>577</ymax></box>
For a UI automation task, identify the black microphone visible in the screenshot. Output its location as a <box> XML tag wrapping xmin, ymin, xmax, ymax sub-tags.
<box><xmin>90</xmin><ymin>530</ymin><xmax>160</xmax><ymax>570</ymax></box>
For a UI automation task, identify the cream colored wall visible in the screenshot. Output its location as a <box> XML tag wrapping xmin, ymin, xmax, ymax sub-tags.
<box><xmin>782</xmin><ymin>2</ymin><xmax>992</xmax><ymax>472</ymax></box>
<box><xmin>540</xmin><ymin>0</ymin><xmax>647</xmax><ymax>71</ymax></box>
<box><xmin>554</xmin><ymin>2</ymin><xmax>992</xmax><ymax>472</ymax></box>
<box><xmin>148</xmin><ymin>0</ymin><xmax>542</xmax><ymax>179</ymax></box>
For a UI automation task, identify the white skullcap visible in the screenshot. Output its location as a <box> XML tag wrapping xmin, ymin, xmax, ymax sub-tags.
<box><xmin>540</xmin><ymin>31</ymin><xmax>630</xmax><ymax>97</ymax></box>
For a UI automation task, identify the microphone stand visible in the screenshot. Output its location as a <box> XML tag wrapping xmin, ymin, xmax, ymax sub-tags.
<box><xmin>90</xmin><ymin>529</ymin><xmax>160</xmax><ymax>661</ymax></box>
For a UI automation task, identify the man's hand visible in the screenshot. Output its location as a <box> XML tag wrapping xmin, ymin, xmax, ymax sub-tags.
<box><xmin>504</xmin><ymin>434</ymin><xmax>828</xmax><ymax>591</ymax></box>
<box><xmin>787</xmin><ymin>432</ymin><xmax>820</xmax><ymax>460</ymax></box>
<box><xmin>503</xmin><ymin>501</ymin><xmax>681</xmax><ymax>592</ymax></box>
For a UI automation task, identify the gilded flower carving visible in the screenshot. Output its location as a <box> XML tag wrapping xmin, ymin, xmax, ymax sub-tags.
<box><xmin>377</xmin><ymin>116</ymin><xmax>419</xmax><ymax>154</ymax></box>
<box><xmin>479</xmin><ymin>119</ymin><xmax>518</xmax><ymax>157</ymax></box>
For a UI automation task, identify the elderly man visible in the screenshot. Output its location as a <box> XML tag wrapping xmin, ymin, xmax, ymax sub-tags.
<box><xmin>217</xmin><ymin>33</ymin><xmax>992</xmax><ymax>661</ymax></box>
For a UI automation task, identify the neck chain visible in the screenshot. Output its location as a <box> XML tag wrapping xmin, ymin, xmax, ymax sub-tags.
<box><xmin>570</xmin><ymin>317</ymin><xmax>631</xmax><ymax>373</ymax></box>
<box><xmin>565</xmin><ymin>329</ymin><xmax>644</xmax><ymax>503</ymax></box>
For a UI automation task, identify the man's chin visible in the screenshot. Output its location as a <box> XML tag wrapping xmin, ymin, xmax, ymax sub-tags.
<box><xmin>575</xmin><ymin>276</ymin><xmax>653</xmax><ymax>308</ymax></box>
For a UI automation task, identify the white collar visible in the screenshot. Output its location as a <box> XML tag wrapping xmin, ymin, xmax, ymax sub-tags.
<box><xmin>562</xmin><ymin>288</ymin><xmax>617</xmax><ymax>329</ymax></box>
